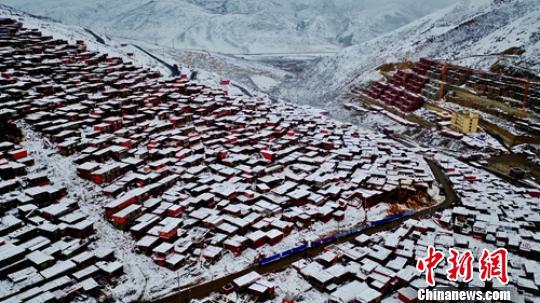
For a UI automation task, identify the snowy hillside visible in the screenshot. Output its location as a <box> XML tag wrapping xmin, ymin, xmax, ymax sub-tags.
<box><xmin>280</xmin><ymin>0</ymin><xmax>540</xmax><ymax>112</ymax></box>
<box><xmin>0</xmin><ymin>0</ymin><xmax>454</xmax><ymax>54</ymax></box>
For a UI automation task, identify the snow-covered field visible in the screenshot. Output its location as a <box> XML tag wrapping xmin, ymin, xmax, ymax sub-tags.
<box><xmin>1</xmin><ymin>2</ymin><xmax>539</xmax><ymax>302</ymax></box>
<box><xmin>0</xmin><ymin>7</ymin><xmax>446</xmax><ymax>301</ymax></box>
<box><xmin>280</xmin><ymin>0</ymin><xmax>540</xmax><ymax>108</ymax></box>
<box><xmin>2</xmin><ymin>0</ymin><xmax>538</xmax><ymax>115</ymax></box>
<box><xmin>0</xmin><ymin>4</ymin><xmax>242</xmax><ymax>92</ymax></box>
<box><xmin>0</xmin><ymin>0</ymin><xmax>454</xmax><ymax>54</ymax></box>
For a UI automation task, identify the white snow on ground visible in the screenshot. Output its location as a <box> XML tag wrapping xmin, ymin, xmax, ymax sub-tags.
<box><xmin>16</xmin><ymin>110</ymin><xmax>442</xmax><ymax>301</ymax></box>
<box><xmin>0</xmin><ymin>10</ymin><xmax>442</xmax><ymax>299</ymax></box>
<box><xmin>0</xmin><ymin>0</ymin><xmax>455</xmax><ymax>54</ymax></box>
<box><xmin>2</xmin><ymin>0</ymin><xmax>538</xmax><ymax>116</ymax></box>
<box><xmin>250</xmin><ymin>75</ymin><xmax>279</xmax><ymax>92</ymax></box>
<box><xmin>236</xmin><ymin>216</ymin><xmax>540</xmax><ymax>303</ymax></box>
<box><xmin>271</xmin><ymin>268</ymin><xmax>323</xmax><ymax>303</ymax></box>
<box><xmin>19</xmin><ymin>123</ymin><xmax>262</xmax><ymax>302</ymax></box>
<box><xmin>279</xmin><ymin>0</ymin><xmax>540</xmax><ymax>109</ymax></box>
<box><xmin>165</xmin><ymin>47</ymin><xmax>291</xmax><ymax>93</ymax></box>
<box><xmin>0</xmin><ymin>4</ymin><xmax>267</xmax><ymax>100</ymax></box>
<box><xmin>1</xmin><ymin>2</ymin><xmax>532</xmax><ymax>301</ymax></box>
<box><xmin>0</xmin><ymin>5</ymin><xmax>174</xmax><ymax>77</ymax></box>
<box><xmin>201</xmin><ymin>152</ymin><xmax>540</xmax><ymax>302</ymax></box>
<box><xmin>21</xmin><ymin>124</ymin><xmax>152</xmax><ymax>302</ymax></box>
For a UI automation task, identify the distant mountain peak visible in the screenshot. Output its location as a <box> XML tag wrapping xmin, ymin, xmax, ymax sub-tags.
<box><xmin>0</xmin><ymin>0</ymin><xmax>455</xmax><ymax>54</ymax></box>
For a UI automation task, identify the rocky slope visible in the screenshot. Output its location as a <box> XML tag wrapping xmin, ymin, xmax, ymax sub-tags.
<box><xmin>0</xmin><ymin>0</ymin><xmax>454</xmax><ymax>54</ymax></box>
<box><xmin>280</xmin><ymin>0</ymin><xmax>540</xmax><ymax>112</ymax></box>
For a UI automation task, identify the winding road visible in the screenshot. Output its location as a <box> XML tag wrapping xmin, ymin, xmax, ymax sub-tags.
<box><xmin>231</xmin><ymin>82</ymin><xmax>253</xmax><ymax>97</ymax></box>
<box><xmin>131</xmin><ymin>44</ymin><xmax>179</xmax><ymax>77</ymax></box>
<box><xmin>84</xmin><ymin>28</ymin><xmax>106</xmax><ymax>45</ymax></box>
<box><xmin>82</xmin><ymin>27</ymin><xmax>179</xmax><ymax>77</ymax></box>
<box><xmin>150</xmin><ymin>159</ymin><xmax>458</xmax><ymax>303</ymax></box>
<box><xmin>76</xmin><ymin>26</ymin><xmax>459</xmax><ymax>303</ymax></box>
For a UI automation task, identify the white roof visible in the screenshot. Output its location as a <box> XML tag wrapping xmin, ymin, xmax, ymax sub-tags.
<box><xmin>246</xmin><ymin>230</ymin><xmax>266</xmax><ymax>242</ymax></box>
<box><xmin>136</xmin><ymin>235</ymin><xmax>159</xmax><ymax>248</ymax></box>
<box><xmin>331</xmin><ymin>280</ymin><xmax>380</xmax><ymax>302</ymax></box>
<box><xmin>266</xmin><ymin>229</ymin><xmax>283</xmax><ymax>239</ymax></box>
<box><xmin>166</xmin><ymin>253</ymin><xmax>186</xmax><ymax>265</ymax></box>
<box><xmin>40</xmin><ymin>260</ymin><xmax>76</xmax><ymax>279</ymax></box>
<box><xmin>233</xmin><ymin>271</ymin><xmax>261</xmax><ymax>288</ymax></box>
<box><xmin>0</xmin><ymin>243</ymin><xmax>25</xmax><ymax>262</ymax></box>
<box><xmin>300</xmin><ymin>262</ymin><xmax>333</xmax><ymax>284</ymax></box>
<box><xmin>153</xmin><ymin>242</ymin><xmax>174</xmax><ymax>254</ymax></box>
<box><xmin>202</xmin><ymin>245</ymin><xmax>223</xmax><ymax>258</ymax></box>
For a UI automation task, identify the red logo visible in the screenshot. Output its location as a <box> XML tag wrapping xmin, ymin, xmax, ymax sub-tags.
<box><xmin>416</xmin><ymin>246</ymin><xmax>445</xmax><ymax>286</ymax></box>
<box><xmin>479</xmin><ymin>248</ymin><xmax>509</xmax><ymax>284</ymax></box>
<box><xmin>417</xmin><ymin>247</ymin><xmax>509</xmax><ymax>286</ymax></box>
<box><xmin>446</xmin><ymin>248</ymin><xmax>474</xmax><ymax>282</ymax></box>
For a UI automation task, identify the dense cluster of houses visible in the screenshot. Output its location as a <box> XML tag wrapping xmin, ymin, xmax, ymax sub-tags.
<box><xmin>434</xmin><ymin>154</ymin><xmax>540</xmax><ymax>258</ymax></box>
<box><xmin>198</xmin><ymin>155</ymin><xmax>540</xmax><ymax>303</ymax></box>
<box><xmin>0</xmin><ymin>14</ymin><xmax>444</xmax><ymax>290</ymax></box>
<box><xmin>364</xmin><ymin>58</ymin><xmax>435</xmax><ymax>112</ymax></box>
<box><xmin>364</xmin><ymin>57</ymin><xmax>540</xmax><ymax>115</ymax></box>
<box><xmin>0</xmin><ymin>137</ymin><xmax>124</xmax><ymax>303</ymax></box>
<box><xmin>0</xmin><ymin>19</ymin><xmax>132</xmax><ymax>303</ymax></box>
<box><xmin>1</xmin><ymin>9</ymin><xmax>539</xmax><ymax>303</ymax></box>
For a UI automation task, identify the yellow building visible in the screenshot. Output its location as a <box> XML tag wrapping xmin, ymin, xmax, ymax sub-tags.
<box><xmin>451</xmin><ymin>111</ymin><xmax>479</xmax><ymax>133</ymax></box>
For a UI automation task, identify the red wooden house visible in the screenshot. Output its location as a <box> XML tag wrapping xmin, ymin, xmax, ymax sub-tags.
<box><xmin>266</xmin><ymin>229</ymin><xmax>284</xmax><ymax>246</ymax></box>
<box><xmin>112</xmin><ymin>204</ymin><xmax>142</xmax><ymax>230</ymax></box>
<box><xmin>246</xmin><ymin>230</ymin><xmax>267</xmax><ymax>249</ymax></box>
<box><xmin>7</xmin><ymin>149</ymin><xmax>27</xmax><ymax>161</ymax></box>
<box><xmin>159</xmin><ymin>223</ymin><xmax>178</xmax><ymax>241</ymax></box>
<box><xmin>167</xmin><ymin>204</ymin><xmax>184</xmax><ymax>217</ymax></box>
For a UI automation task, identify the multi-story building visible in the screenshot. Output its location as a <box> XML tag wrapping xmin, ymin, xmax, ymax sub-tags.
<box><xmin>451</xmin><ymin>111</ymin><xmax>479</xmax><ymax>133</ymax></box>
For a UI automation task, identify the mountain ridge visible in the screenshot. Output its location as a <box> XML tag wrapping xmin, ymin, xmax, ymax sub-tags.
<box><xmin>0</xmin><ymin>0</ymin><xmax>455</xmax><ymax>54</ymax></box>
<box><xmin>277</xmin><ymin>0</ymin><xmax>540</xmax><ymax>113</ymax></box>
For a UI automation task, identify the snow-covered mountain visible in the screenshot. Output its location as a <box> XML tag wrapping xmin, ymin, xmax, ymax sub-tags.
<box><xmin>280</xmin><ymin>0</ymin><xmax>540</xmax><ymax>110</ymax></box>
<box><xmin>0</xmin><ymin>0</ymin><xmax>454</xmax><ymax>54</ymax></box>
<box><xmin>3</xmin><ymin>0</ymin><xmax>538</xmax><ymax>117</ymax></box>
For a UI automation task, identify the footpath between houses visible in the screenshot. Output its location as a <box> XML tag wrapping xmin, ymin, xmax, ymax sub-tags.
<box><xmin>152</xmin><ymin>159</ymin><xmax>459</xmax><ymax>303</ymax></box>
